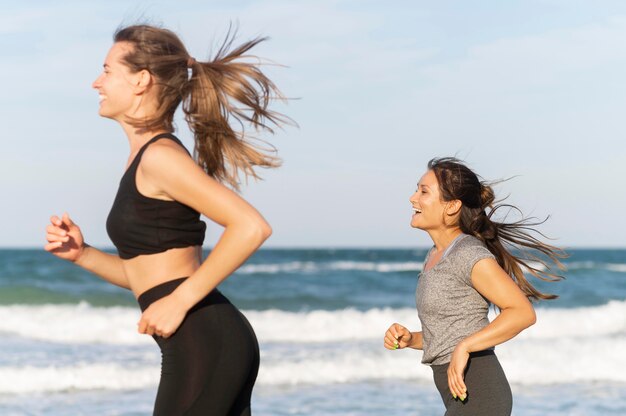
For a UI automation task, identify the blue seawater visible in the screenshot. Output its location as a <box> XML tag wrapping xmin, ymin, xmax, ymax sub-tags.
<box><xmin>0</xmin><ymin>248</ymin><xmax>624</xmax><ymax>415</ymax></box>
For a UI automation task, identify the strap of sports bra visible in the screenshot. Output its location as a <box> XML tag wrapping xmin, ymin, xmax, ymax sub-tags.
<box><xmin>137</xmin><ymin>133</ymin><xmax>189</xmax><ymax>158</ymax></box>
<box><xmin>145</xmin><ymin>133</ymin><xmax>183</xmax><ymax>149</ymax></box>
<box><xmin>126</xmin><ymin>133</ymin><xmax>189</xmax><ymax>174</ymax></box>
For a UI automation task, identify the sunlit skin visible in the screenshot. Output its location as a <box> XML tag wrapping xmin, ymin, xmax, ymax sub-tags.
<box><xmin>92</xmin><ymin>42</ymin><xmax>158</xmax><ymax>125</ymax></box>
<box><xmin>45</xmin><ymin>42</ymin><xmax>272</xmax><ymax>340</ymax></box>
<box><xmin>383</xmin><ymin>169</ymin><xmax>536</xmax><ymax>400</ymax></box>
<box><xmin>409</xmin><ymin>170</ymin><xmax>463</xmax><ymax>250</ymax></box>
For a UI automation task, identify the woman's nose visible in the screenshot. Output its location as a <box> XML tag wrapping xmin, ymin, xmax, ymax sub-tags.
<box><xmin>92</xmin><ymin>74</ymin><xmax>103</xmax><ymax>89</ymax></box>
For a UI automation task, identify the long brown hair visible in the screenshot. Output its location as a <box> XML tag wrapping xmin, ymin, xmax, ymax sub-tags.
<box><xmin>428</xmin><ymin>157</ymin><xmax>566</xmax><ymax>301</ymax></box>
<box><xmin>113</xmin><ymin>24</ymin><xmax>289</xmax><ymax>189</ymax></box>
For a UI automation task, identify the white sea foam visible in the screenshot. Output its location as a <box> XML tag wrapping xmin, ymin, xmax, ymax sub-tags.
<box><xmin>497</xmin><ymin>336</ymin><xmax>626</xmax><ymax>384</ymax></box>
<box><xmin>606</xmin><ymin>263</ymin><xmax>626</xmax><ymax>273</ymax></box>
<box><xmin>0</xmin><ymin>304</ymin><xmax>419</xmax><ymax>345</ymax></box>
<box><xmin>238</xmin><ymin>261</ymin><xmax>319</xmax><ymax>274</ymax></box>
<box><xmin>0</xmin><ymin>302</ymin><xmax>151</xmax><ymax>345</ymax></box>
<box><xmin>257</xmin><ymin>336</ymin><xmax>626</xmax><ymax>386</ymax></box>
<box><xmin>517</xmin><ymin>300</ymin><xmax>626</xmax><ymax>339</ymax></box>
<box><xmin>523</xmin><ymin>261</ymin><xmax>547</xmax><ymax>272</ymax></box>
<box><xmin>249</xmin><ymin>307</ymin><xmax>421</xmax><ymax>342</ymax></box>
<box><xmin>237</xmin><ymin>261</ymin><xmax>424</xmax><ymax>274</ymax></box>
<box><xmin>328</xmin><ymin>261</ymin><xmax>424</xmax><ymax>272</ymax></box>
<box><xmin>257</xmin><ymin>347</ymin><xmax>433</xmax><ymax>386</ymax></box>
<box><xmin>1</xmin><ymin>301</ymin><xmax>626</xmax><ymax>345</ymax></box>
<box><xmin>236</xmin><ymin>259</ymin><xmax>626</xmax><ymax>274</ymax></box>
<box><xmin>563</xmin><ymin>261</ymin><xmax>626</xmax><ymax>273</ymax></box>
<box><xmin>1</xmin><ymin>300</ymin><xmax>626</xmax><ymax>394</ymax></box>
<box><xmin>564</xmin><ymin>261</ymin><xmax>597</xmax><ymax>270</ymax></box>
<box><xmin>0</xmin><ymin>363</ymin><xmax>158</xmax><ymax>394</ymax></box>
<box><xmin>2</xmin><ymin>333</ymin><xmax>626</xmax><ymax>394</ymax></box>
<box><xmin>255</xmin><ymin>301</ymin><xmax>626</xmax><ymax>342</ymax></box>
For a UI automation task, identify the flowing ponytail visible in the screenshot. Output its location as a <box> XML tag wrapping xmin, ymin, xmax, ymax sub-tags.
<box><xmin>183</xmin><ymin>35</ymin><xmax>288</xmax><ymax>188</ymax></box>
<box><xmin>428</xmin><ymin>157</ymin><xmax>566</xmax><ymax>301</ymax></box>
<box><xmin>113</xmin><ymin>24</ymin><xmax>289</xmax><ymax>189</ymax></box>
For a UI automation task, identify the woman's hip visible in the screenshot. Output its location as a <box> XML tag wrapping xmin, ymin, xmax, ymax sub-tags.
<box><xmin>137</xmin><ymin>276</ymin><xmax>230</xmax><ymax>312</ymax></box>
<box><xmin>431</xmin><ymin>350</ymin><xmax>512</xmax><ymax>416</ymax></box>
<box><xmin>137</xmin><ymin>277</ymin><xmax>257</xmax><ymax>351</ymax></box>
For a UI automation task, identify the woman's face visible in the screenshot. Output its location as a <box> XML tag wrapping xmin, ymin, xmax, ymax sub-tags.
<box><xmin>409</xmin><ymin>170</ymin><xmax>449</xmax><ymax>231</ymax></box>
<box><xmin>91</xmin><ymin>42</ymin><xmax>142</xmax><ymax>121</ymax></box>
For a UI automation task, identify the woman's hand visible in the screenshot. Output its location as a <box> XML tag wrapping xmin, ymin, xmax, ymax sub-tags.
<box><xmin>384</xmin><ymin>323</ymin><xmax>413</xmax><ymax>350</ymax></box>
<box><xmin>137</xmin><ymin>293</ymin><xmax>190</xmax><ymax>338</ymax></box>
<box><xmin>45</xmin><ymin>213</ymin><xmax>86</xmax><ymax>262</ymax></box>
<box><xmin>448</xmin><ymin>342</ymin><xmax>470</xmax><ymax>401</ymax></box>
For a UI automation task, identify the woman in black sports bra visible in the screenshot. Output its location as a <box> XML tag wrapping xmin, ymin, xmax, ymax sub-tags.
<box><xmin>44</xmin><ymin>24</ymin><xmax>289</xmax><ymax>415</ymax></box>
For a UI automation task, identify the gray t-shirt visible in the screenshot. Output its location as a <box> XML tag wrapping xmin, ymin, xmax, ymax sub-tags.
<box><xmin>415</xmin><ymin>234</ymin><xmax>496</xmax><ymax>365</ymax></box>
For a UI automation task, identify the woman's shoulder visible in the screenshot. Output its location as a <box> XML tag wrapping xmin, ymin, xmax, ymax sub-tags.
<box><xmin>448</xmin><ymin>235</ymin><xmax>496</xmax><ymax>283</ymax></box>
<box><xmin>140</xmin><ymin>136</ymin><xmax>192</xmax><ymax>168</ymax></box>
<box><xmin>457</xmin><ymin>234</ymin><xmax>484</xmax><ymax>247</ymax></box>
<box><xmin>136</xmin><ymin>135</ymin><xmax>203</xmax><ymax>194</ymax></box>
<box><xmin>453</xmin><ymin>234</ymin><xmax>494</xmax><ymax>258</ymax></box>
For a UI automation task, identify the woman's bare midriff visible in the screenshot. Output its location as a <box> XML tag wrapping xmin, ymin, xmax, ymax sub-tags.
<box><xmin>123</xmin><ymin>246</ymin><xmax>203</xmax><ymax>298</ymax></box>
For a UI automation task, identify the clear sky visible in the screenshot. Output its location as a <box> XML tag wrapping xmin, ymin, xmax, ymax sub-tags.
<box><xmin>2</xmin><ymin>0</ymin><xmax>625</xmax><ymax>249</ymax></box>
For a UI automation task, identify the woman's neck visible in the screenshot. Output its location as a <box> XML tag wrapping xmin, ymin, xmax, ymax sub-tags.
<box><xmin>119</xmin><ymin>121</ymin><xmax>169</xmax><ymax>152</ymax></box>
<box><xmin>427</xmin><ymin>227</ymin><xmax>463</xmax><ymax>252</ymax></box>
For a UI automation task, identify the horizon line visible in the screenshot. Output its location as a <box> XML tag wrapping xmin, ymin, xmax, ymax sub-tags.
<box><xmin>2</xmin><ymin>245</ymin><xmax>625</xmax><ymax>250</ymax></box>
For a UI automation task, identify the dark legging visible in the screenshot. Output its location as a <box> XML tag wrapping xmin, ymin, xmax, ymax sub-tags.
<box><xmin>138</xmin><ymin>278</ymin><xmax>260</xmax><ymax>416</ymax></box>
<box><xmin>431</xmin><ymin>350</ymin><xmax>512</xmax><ymax>416</ymax></box>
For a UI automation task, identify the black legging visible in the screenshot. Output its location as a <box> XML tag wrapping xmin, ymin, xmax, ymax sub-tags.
<box><xmin>431</xmin><ymin>350</ymin><xmax>512</xmax><ymax>416</ymax></box>
<box><xmin>138</xmin><ymin>278</ymin><xmax>260</xmax><ymax>416</ymax></box>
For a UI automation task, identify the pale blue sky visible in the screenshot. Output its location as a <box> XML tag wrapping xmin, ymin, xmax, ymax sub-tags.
<box><xmin>2</xmin><ymin>0</ymin><xmax>625</xmax><ymax>248</ymax></box>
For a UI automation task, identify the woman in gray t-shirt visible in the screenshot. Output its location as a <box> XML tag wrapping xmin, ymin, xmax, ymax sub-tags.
<box><xmin>384</xmin><ymin>157</ymin><xmax>564</xmax><ymax>416</ymax></box>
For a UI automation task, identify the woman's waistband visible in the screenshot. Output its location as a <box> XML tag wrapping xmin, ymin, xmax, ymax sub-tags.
<box><xmin>137</xmin><ymin>277</ymin><xmax>229</xmax><ymax>312</ymax></box>
<box><xmin>430</xmin><ymin>349</ymin><xmax>496</xmax><ymax>369</ymax></box>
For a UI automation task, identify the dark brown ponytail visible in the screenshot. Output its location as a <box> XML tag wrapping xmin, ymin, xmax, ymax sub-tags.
<box><xmin>113</xmin><ymin>24</ymin><xmax>290</xmax><ymax>189</ymax></box>
<box><xmin>428</xmin><ymin>157</ymin><xmax>566</xmax><ymax>301</ymax></box>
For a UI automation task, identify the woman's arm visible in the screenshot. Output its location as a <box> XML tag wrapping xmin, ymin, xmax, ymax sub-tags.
<box><xmin>384</xmin><ymin>324</ymin><xmax>423</xmax><ymax>350</ymax></box>
<box><xmin>447</xmin><ymin>257</ymin><xmax>536</xmax><ymax>400</ymax></box>
<box><xmin>45</xmin><ymin>214</ymin><xmax>129</xmax><ymax>289</ymax></box>
<box><xmin>74</xmin><ymin>245</ymin><xmax>129</xmax><ymax>289</ymax></box>
<box><xmin>135</xmin><ymin>141</ymin><xmax>272</xmax><ymax>337</ymax></box>
<box><xmin>459</xmin><ymin>258</ymin><xmax>536</xmax><ymax>352</ymax></box>
<box><xmin>408</xmin><ymin>331</ymin><xmax>424</xmax><ymax>349</ymax></box>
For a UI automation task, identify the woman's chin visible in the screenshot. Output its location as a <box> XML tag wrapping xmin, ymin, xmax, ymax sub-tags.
<box><xmin>410</xmin><ymin>219</ymin><xmax>425</xmax><ymax>230</ymax></box>
<box><xmin>98</xmin><ymin>110</ymin><xmax>118</xmax><ymax>121</ymax></box>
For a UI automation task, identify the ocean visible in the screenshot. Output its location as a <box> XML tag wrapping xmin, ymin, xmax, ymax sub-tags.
<box><xmin>0</xmin><ymin>247</ymin><xmax>625</xmax><ymax>415</ymax></box>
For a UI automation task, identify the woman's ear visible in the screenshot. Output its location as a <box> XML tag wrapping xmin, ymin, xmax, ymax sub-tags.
<box><xmin>445</xmin><ymin>199</ymin><xmax>462</xmax><ymax>216</ymax></box>
<box><xmin>133</xmin><ymin>69</ymin><xmax>152</xmax><ymax>94</ymax></box>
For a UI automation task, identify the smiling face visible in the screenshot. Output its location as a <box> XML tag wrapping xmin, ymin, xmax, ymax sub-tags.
<box><xmin>409</xmin><ymin>169</ymin><xmax>461</xmax><ymax>231</ymax></box>
<box><xmin>91</xmin><ymin>42</ymin><xmax>143</xmax><ymax>122</ymax></box>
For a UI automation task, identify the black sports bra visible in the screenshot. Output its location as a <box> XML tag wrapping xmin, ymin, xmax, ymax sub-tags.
<box><xmin>106</xmin><ymin>133</ymin><xmax>206</xmax><ymax>259</ymax></box>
